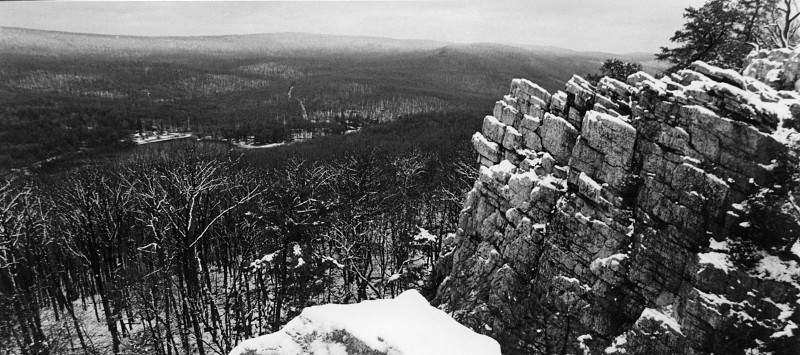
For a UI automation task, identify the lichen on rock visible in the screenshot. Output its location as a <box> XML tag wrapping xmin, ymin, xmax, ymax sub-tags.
<box><xmin>434</xmin><ymin>48</ymin><xmax>800</xmax><ymax>354</ymax></box>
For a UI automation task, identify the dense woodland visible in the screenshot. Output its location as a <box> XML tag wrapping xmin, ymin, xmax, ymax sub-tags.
<box><xmin>0</xmin><ymin>110</ymin><xmax>483</xmax><ymax>355</ymax></box>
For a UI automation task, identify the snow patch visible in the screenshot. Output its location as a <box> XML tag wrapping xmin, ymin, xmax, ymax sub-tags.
<box><xmin>697</xmin><ymin>251</ymin><xmax>734</xmax><ymax>273</ymax></box>
<box><xmin>763</xmin><ymin>298</ymin><xmax>793</xmax><ymax>320</ymax></box>
<box><xmin>493</xmin><ymin>160</ymin><xmax>517</xmax><ymax>175</ymax></box>
<box><xmin>132</xmin><ymin>132</ymin><xmax>192</xmax><ymax>145</ymax></box>
<box><xmin>230</xmin><ymin>289</ymin><xmax>501</xmax><ymax>355</ymax></box>
<box><xmin>557</xmin><ymin>275</ymin><xmax>590</xmax><ymax>292</ymax></box>
<box><xmin>771</xmin><ymin>321</ymin><xmax>797</xmax><ymax>338</ymax></box>
<box><xmin>755</xmin><ymin>101</ymin><xmax>793</xmax><ymax>124</ymax></box>
<box><xmin>697</xmin><ymin>289</ymin><xmax>731</xmax><ymax>308</ymax></box>
<box><xmin>557</xmin><ymin>275</ymin><xmax>580</xmax><ymax>284</ymax></box>
<box><xmin>792</xmin><ymin>240</ymin><xmax>800</xmax><ymax>259</ymax></box>
<box><xmin>413</xmin><ymin>227</ymin><xmax>437</xmax><ymax>244</ymax></box>
<box><xmin>758</xmin><ymin>159</ymin><xmax>780</xmax><ymax>171</ymax></box>
<box><xmin>574</xmin><ymin>212</ymin><xmax>591</xmax><ymax>224</ymax></box>
<box><xmin>604</xmin><ymin>334</ymin><xmax>627</xmax><ymax>354</ymax></box>
<box><xmin>636</xmin><ymin>306</ymin><xmax>683</xmax><ymax>335</ymax></box>
<box><xmin>234</xmin><ymin>141</ymin><xmax>286</xmax><ymax>149</ymax></box>
<box><xmin>754</xmin><ymin>255</ymin><xmax>800</xmax><ymax>284</ymax></box>
<box><xmin>577</xmin><ymin>334</ymin><xmax>592</xmax><ymax>355</ymax></box>
<box><xmin>251</xmin><ymin>251</ymin><xmax>279</xmax><ymax>270</ymax></box>
<box><xmin>694</xmin><ymin>289</ymin><xmax>756</xmax><ymax>323</ymax></box>
<box><xmin>708</xmin><ymin>239</ymin><xmax>730</xmax><ymax>251</ymax></box>
<box><xmin>322</xmin><ymin>256</ymin><xmax>344</xmax><ymax>268</ymax></box>
<box><xmin>590</xmin><ymin>253</ymin><xmax>628</xmax><ymax>273</ymax></box>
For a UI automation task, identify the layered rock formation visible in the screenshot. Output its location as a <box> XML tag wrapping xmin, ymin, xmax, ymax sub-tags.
<box><xmin>434</xmin><ymin>49</ymin><xmax>800</xmax><ymax>354</ymax></box>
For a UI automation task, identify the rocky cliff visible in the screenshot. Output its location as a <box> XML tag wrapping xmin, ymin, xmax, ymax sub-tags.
<box><xmin>433</xmin><ymin>49</ymin><xmax>800</xmax><ymax>354</ymax></box>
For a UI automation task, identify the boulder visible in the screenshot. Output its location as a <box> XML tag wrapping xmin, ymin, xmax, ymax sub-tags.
<box><xmin>231</xmin><ymin>290</ymin><xmax>501</xmax><ymax>355</ymax></box>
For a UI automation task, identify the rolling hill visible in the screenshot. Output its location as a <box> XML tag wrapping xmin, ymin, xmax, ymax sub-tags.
<box><xmin>0</xmin><ymin>27</ymin><xmax>665</xmax><ymax>172</ymax></box>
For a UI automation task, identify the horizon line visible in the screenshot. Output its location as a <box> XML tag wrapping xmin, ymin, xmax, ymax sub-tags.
<box><xmin>0</xmin><ymin>26</ymin><xmax>659</xmax><ymax>58</ymax></box>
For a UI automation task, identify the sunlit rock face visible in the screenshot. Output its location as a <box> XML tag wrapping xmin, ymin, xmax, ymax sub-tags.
<box><xmin>229</xmin><ymin>290</ymin><xmax>501</xmax><ymax>355</ymax></box>
<box><xmin>434</xmin><ymin>50</ymin><xmax>800</xmax><ymax>354</ymax></box>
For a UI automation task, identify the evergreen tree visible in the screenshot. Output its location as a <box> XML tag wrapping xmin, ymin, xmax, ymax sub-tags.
<box><xmin>658</xmin><ymin>0</ymin><xmax>754</xmax><ymax>71</ymax></box>
<box><xmin>659</xmin><ymin>0</ymin><xmax>799</xmax><ymax>72</ymax></box>
<box><xmin>587</xmin><ymin>59</ymin><xmax>643</xmax><ymax>82</ymax></box>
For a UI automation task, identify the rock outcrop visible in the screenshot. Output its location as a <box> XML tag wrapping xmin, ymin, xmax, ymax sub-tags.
<box><xmin>435</xmin><ymin>49</ymin><xmax>800</xmax><ymax>354</ymax></box>
<box><xmin>230</xmin><ymin>290</ymin><xmax>500</xmax><ymax>355</ymax></box>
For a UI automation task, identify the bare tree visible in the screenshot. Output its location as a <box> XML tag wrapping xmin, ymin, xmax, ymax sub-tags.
<box><xmin>762</xmin><ymin>0</ymin><xmax>800</xmax><ymax>47</ymax></box>
<box><xmin>0</xmin><ymin>181</ymin><xmax>50</xmax><ymax>355</ymax></box>
<box><xmin>130</xmin><ymin>147</ymin><xmax>261</xmax><ymax>355</ymax></box>
<box><xmin>52</xmin><ymin>169</ymin><xmax>134</xmax><ymax>354</ymax></box>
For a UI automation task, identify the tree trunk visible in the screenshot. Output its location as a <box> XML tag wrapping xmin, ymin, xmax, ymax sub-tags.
<box><xmin>92</xmin><ymin>266</ymin><xmax>120</xmax><ymax>354</ymax></box>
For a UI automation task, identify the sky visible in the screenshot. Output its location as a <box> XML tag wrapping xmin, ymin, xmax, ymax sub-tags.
<box><xmin>0</xmin><ymin>0</ymin><xmax>707</xmax><ymax>54</ymax></box>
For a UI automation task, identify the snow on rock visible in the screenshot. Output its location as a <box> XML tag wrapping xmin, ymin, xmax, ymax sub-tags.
<box><xmin>690</xmin><ymin>60</ymin><xmax>747</xmax><ymax>86</ymax></box>
<box><xmin>590</xmin><ymin>253</ymin><xmax>628</xmax><ymax>273</ymax></box>
<box><xmin>635</xmin><ymin>306</ymin><xmax>683</xmax><ymax>335</ymax></box>
<box><xmin>754</xmin><ymin>255</ymin><xmax>800</xmax><ymax>284</ymax></box>
<box><xmin>229</xmin><ymin>289</ymin><xmax>501</xmax><ymax>355</ymax></box>
<box><xmin>708</xmin><ymin>239</ymin><xmax>730</xmax><ymax>251</ymax></box>
<box><xmin>697</xmin><ymin>251</ymin><xmax>735</xmax><ymax>273</ymax></box>
<box><xmin>489</xmin><ymin>160</ymin><xmax>517</xmax><ymax>180</ymax></box>
<box><xmin>604</xmin><ymin>334</ymin><xmax>628</xmax><ymax>354</ymax></box>
<box><xmin>770</xmin><ymin>321</ymin><xmax>798</xmax><ymax>338</ymax></box>
<box><xmin>763</xmin><ymin>298</ymin><xmax>793</xmax><ymax>320</ymax></box>
<box><xmin>792</xmin><ymin>240</ymin><xmax>800</xmax><ymax>259</ymax></box>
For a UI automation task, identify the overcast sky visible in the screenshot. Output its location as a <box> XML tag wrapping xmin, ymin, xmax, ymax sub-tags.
<box><xmin>0</xmin><ymin>0</ymin><xmax>706</xmax><ymax>54</ymax></box>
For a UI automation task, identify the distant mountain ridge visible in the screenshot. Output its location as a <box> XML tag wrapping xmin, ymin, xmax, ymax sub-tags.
<box><xmin>0</xmin><ymin>27</ymin><xmax>447</xmax><ymax>57</ymax></box>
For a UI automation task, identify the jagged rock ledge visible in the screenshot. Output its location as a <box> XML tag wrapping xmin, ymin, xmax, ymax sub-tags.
<box><xmin>434</xmin><ymin>49</ymin><xmax>800</xmax><ymax>354</ymax></box>
<box><xmin>230</xmin><ymin>290</ymin><xmax>500</xmax><ymax>355</ymax></box>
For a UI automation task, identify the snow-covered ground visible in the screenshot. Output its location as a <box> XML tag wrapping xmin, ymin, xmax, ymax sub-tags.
<box><xmin>229</xmin><ymin>289</ymin><xmax>501</xmax><ymax>355</ymax></box>
<box><xmin>132</xmin><ymin>132</ymin><xmax>193</xmax><ymax>145</ymax></box>
<box><xmin>228</xmin><ymin>134</ymin><xmax>289</xmax><ymax>149</ymax></box>
<box><xmin>232</xmin><ymin>141</ymin><xmax>287</xmax><ymax>149</ymax></box>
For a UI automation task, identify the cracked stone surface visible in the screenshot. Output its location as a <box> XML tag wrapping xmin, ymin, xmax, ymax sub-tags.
<box><xmin>434</xmin><ymin>49</ymin><xmax>800</xmax><ymax>354</ymax></box>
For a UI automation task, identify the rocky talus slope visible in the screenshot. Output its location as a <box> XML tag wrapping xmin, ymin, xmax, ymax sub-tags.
<box><xmin>433</xmin><ymin>49</ymin><xmax>800</xmax><ymax>354</ymax></box>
